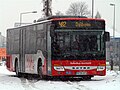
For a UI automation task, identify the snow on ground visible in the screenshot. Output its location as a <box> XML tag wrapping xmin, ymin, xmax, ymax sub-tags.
<box><xmin>0</xmin><ymin>63</ymin><xmax>120</xmax><ymax>90</ymax></box>
<box><xmin>0</xmin><ymin>62</ymin><xmax>15</xmax><ymax>76</ymax></box>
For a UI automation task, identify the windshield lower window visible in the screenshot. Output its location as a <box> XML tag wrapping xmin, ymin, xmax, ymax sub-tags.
<box><xmin>51</xmin><ymin>30</ymin><xmax>105</xmax><ymax>60</ymax></box>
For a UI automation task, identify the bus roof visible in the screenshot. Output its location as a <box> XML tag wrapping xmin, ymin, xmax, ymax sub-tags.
<box><xmin>37</xmin><ymin>16</ymin><xmax>87</xmax><ymax>22</ymax></box>
<box><xmin>37</xmin><ymin>15</ymin><xmax>105</xmax><ymax>22</ymax></box>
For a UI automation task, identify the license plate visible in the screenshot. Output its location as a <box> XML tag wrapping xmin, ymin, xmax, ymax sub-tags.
<box><xmin>76</xmin><ymin>72</ymin><xmax>87</xmax><ymax>75</ymax></box>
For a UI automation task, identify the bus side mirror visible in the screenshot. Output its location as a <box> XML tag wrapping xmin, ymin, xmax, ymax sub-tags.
<box><xmin>104</xmin><ymin>32</ymin><xmax>110</xmax><ymax>42</ymax></box>
<box><xmin>50</xmin><ymin>24</ymin><xmax>55</xmax><ymax>37</ymax></box>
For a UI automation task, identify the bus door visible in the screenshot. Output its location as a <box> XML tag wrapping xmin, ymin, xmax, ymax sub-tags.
<box><xmin>19</xmin><ymin>29</ymin><xmax>26</xmax><ymax>72</ymax></box>
<box><xmin>47</xmin><ymin>23</ymin><xmax>53</xmax><ymax>75</ymax></box>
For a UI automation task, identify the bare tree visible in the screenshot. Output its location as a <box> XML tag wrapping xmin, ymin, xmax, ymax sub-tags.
<box><xmin>95</xmin><ymin>11</ymin><xmax>101</xmax><ymax>18</ymax></box>
<box><xmin>66</xmin><ymin>2</ymin><xmax>91</xmax><ymax>17</ymax></box>
<box><xmin>43</xmin><ymin>0</ymin><xmax>52</xmax><ymax>17</ymax></box>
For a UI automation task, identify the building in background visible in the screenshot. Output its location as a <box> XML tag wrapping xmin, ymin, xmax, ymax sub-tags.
<box><xmin>106</xmin><ymin>28</ymin><xmax>120</xmax><ymax>67</ymax></box>
<box><xmin>0</xmin><ymin>32</ymin><xmax>6</xmax><ymax>61</ymax></box>
<box><xmin>0</xmin><ymin>48</ymin><xmax>6</xmax><ymax>61</ymax></box>
<box><xmin>106</xmin><ymin>38</ymin><xmax>120</xmax><ymax>66</ymax></box>
<box><xmin>0</xmin><ymin>32</ymin><xmax>6</xmax><ymax>48</ymax></box>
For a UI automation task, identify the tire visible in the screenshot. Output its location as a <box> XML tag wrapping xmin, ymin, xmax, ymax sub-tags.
<box><xmin>37</xmin><ymin>60</ymin><xmax>43</xmax><ymax>79</ymax></box>
<box><xmin>82</xmin><ymin>76</ymin><xmax>92</xmax><ymax>80</ymax></box>
<box><xmin>15</xmin><ymin>61</ymin><xmax>21</xmax><ymax>77</ymax></box>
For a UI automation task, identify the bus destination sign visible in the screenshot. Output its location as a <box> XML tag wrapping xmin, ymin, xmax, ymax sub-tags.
<box><xmin>54</xmin><ymin>20</ymin><xmax>105</xmax><ymax>29</ymax></box>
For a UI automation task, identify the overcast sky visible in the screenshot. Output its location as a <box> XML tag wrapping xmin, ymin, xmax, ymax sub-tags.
<box><xmin>0</xmin><ymin>0</ymin><xmax>120</xmax><ymax>36</ymax></box>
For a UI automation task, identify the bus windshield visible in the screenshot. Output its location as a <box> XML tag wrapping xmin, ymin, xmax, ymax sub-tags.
<box><xmin>51</xmin><ymin>29</ymin><xmax>105</xmax><ymax>60</ymax></box>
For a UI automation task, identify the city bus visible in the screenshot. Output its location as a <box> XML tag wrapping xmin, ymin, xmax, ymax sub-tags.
<box><xmin>6</xmin><ymin>16</ymin><xmax>110</xmax><ymax>79</ymax></box>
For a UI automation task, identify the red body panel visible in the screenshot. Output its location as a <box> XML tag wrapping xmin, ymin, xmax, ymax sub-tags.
<box><xmin>6</xmin><ymin>55</ymin><xmax>14</xmax><ymax>71</ymax></box>
<box><xmin>51</xmin><ymin>60</ymin><xmax>106</xmax><ymax>76</ymax></box>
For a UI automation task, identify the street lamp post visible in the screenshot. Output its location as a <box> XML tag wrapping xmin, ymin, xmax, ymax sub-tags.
<box><xmin>20</xmin><ymin>11</ymin><xmax>37</xmax><ymax>26</ymax></box>
<box><xmin>110</xmin><ymin>3</ymin><xmax>115</xmax><ymax>37</ymax></box>
<box><xmin>92</xmin><ymin>0</ymin><xmax>94</xmax><ymax>18</ymax></box>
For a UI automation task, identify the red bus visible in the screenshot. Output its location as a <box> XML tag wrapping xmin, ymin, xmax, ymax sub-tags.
<box><xmin>6</xmin><ymin>16</ymin><xmax>110</xmax><ymax>79</ymax></box>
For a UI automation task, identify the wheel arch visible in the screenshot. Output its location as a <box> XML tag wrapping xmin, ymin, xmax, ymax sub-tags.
<box><xmin>37</xmin><ymin>58</ymin><xmax>42</xmax><ymax>67</ymax></box>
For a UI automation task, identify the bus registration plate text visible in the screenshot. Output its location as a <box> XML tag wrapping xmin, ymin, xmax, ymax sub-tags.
<box><xmin>76</xmin><ymin>72</ymin><xmax>87</xmax><ymax>75</ymax></box>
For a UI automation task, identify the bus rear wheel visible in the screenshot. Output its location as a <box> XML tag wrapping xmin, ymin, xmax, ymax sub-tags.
<box><xmin>37</xmin><ymin>60</ymin><xmax>43</xmax><ymax>79</ymax></box>
<box><xmin>15</xmin><ymin>60</ymin><xmax>21</xmax><ymax>77</ymax></box>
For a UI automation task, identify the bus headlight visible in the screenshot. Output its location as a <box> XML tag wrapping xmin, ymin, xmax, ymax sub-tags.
<box><xmin>54</xmin><ymin>66</ymin><xmax>65</xmax><ymax>71</ymax></box>
<box><xmin>97</xmin><ymin>66</ymin><xmax>105</xmax><ymax>71</ymax></box>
